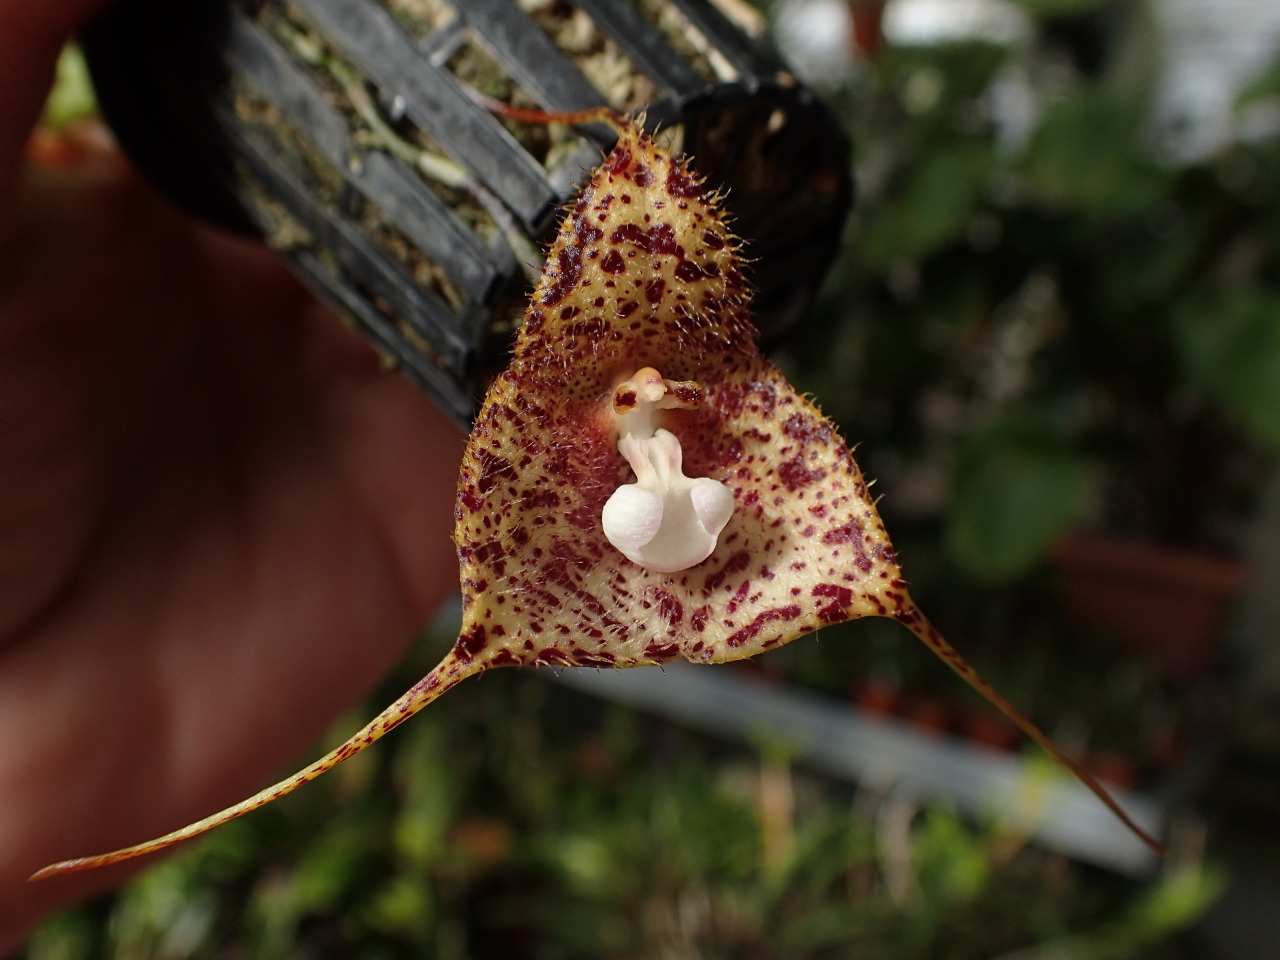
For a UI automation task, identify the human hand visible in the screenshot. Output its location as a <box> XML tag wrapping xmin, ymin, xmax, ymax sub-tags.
<box><xmin>0</xmin><ymin>1</ymin><xmax>463</xmax><ymax>949</ymax></box>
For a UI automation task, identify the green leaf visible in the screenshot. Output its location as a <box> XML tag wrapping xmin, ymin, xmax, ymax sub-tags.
<box><xmin>1237</xmin><ymin>49</ymin><xmax>1280</xmax><ymax>107</ymax></box>
<box><xmin>946</xmin><ymin>415</ymin><xmax>1092</xmax><ymax>582</ymax></box>
<box><xmin>1022</xmin><ymin>91</ymin><xmax>1155</xmax><ymax>212</ymax></box>
<box><xmin>914</xmin><ymin>806</ymin><xmax>991</xmax><ymax>902</ymax></box>
<box><xmin>1175</xmin><ymin>287</ymin><xmax>1280</xmax><ymax>450</ymax></box>
<box><xmin>1015</xmin><ymin>0</ymin><xmax>1111</xmax><ymax>17</ymax></box>
<box><xmin>41</xmin><ymin>45</ymin><xmax>96</xmax><ymax>128</ymax></box>
<box><xmin>886</xmin><ymin>141</ymin><xmax>995</xmax><ymax>262</ymax></box>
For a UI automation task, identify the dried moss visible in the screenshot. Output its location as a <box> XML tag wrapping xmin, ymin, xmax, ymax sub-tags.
<box><xmin>519</xmin><ymin>0</ymin><xmax>659</xmax><ymax>112</ymax></box>
<box><xmin>222</xmin><ymin>0</ymin><xmax>740</xmax><ymax>390</ymax></box>
<box><xmin>378</xmin><ymin>0</ymin><xmax>456</xmax><ymax>40</ymax></box>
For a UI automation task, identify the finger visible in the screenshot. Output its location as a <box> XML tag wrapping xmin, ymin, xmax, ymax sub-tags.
<box><xmin>0</xmin><ymin>0</ymin><xmax>107</xmax><ymax>226</ymax></box>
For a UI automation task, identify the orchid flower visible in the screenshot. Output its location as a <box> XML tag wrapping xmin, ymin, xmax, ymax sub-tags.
<box><xmin>33</xmin><ymin>116</ymin><xmax>1159</xmax><ymax>880</ymax></box>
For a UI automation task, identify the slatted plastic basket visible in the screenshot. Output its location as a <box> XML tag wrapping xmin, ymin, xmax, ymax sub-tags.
<box><xmin>83</xmin><ymin>0</ymin><xmax>853</xmax><ymax>427</ymax></box>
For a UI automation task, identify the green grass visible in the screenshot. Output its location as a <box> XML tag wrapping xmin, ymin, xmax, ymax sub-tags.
<box><xmin>22</xmin><ymin>630</ymin><xmax>1220</xmax><ymax>960</ymax></box>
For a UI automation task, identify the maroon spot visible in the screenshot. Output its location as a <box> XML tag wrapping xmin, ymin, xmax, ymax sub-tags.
<box><xmin>778</xmin><ymin>455</ymin><xmax>824</xmax><ymax>492</ymax></box>
<box><xmin>644</xmin><ymin>278</ymin><xmax>666</xmax><ymax>304</ymax></box>
<box><xmin>674</xmin><ymin>259</ymin><xmax>704</xmax><ymax>284</ymax></box>
<box><xmin>476</xmin><ymin>451</ymin><xmax>518</xmax><ymax>494</ymax></box>
<box><xmin>526</xmin><ymin>489</ymin><xmax>560</xmax><ymax>509</ymax></box>
<box><xmin>611</xmin><ymin>222</ymin><xmax>649</xmax><ymax>251</ymax></box>
<box><xmin>654</xmin><ymin>588</ymin><xmax>684</xmax><ymax>626</ymax></box>
<box><xmin>667</xmin><ymin>165</ymin><xmax>701</xmax><ymax>199</ymax></box>
<box><xmin>457</xmin><ymin>623</ymin><xmax>487</xmax><ymax>659</ymax></box>
<box><xmin>673</xmin><ymin>382</ymin><xmax>703</xmax><ymax>405</ymax></box>
<box><xmin>725</xmin><ymin>604</ymin><xmax>803</xmax><ymax>647</ymax></box>
<box><xmin>600</xmin><ymin>249</ymin><xmax>626</xmax><ymax>274</ymax></box>
<box><xmin>472</xmin><ymin>540</ymin><xmax>506</xmax><ymax>567</ymax></box>
<box><xmin>541</xmin><ymin>244</ymin><xmax>584</xmax><ymax>306</ymax></box>
<box><xmin>821</xmin><ymin>520</ymin><xmax>864</xmax><ymax>545</ymax></box>
<box><xmin>812</xmin><ymin>583</ymin><xmax>853</xmax><ymax>623</ymax></box>
<box><xmin>691</xmin><ymin>606</ymin><xmax>709</xmax><ymax>631</ymax></box>
<box><xmin>701</xmin><ymin>229</ymin><xmax>725</xmax><ymax>250</ymax></box>
<box><xmin>705</xmin><ymin>549</ymin><xmax>751</xmax><ymax>591</ymax></box>
<box><xmin>607</xmin><ymin>146</ymin><xmax>632</xmax><ymax>174</ymax></box>
<box><xmin>632</xmin><ymin>164</ymin><xmax>651</xmax><ymax>187</ymax></box>
<box><xmin>782</xmin><ymin>412</ymin><xmax>834</xmax><ymax>445</ymax></box>
<box><xmin>567</xmin><ymin>316</ymin><xmax>609</xmax><ymax>343</ymax></box>
<box><xmin>726</xmin><ymin>579</ymin><xmax>752</xmax><ymax>614</ymax></box>
<box><xmin>648</xmin><ymin>223</ymin><xmax>678</xmax><ymax>255</ymax></box>
<box><xmin>617</xmin><ymin>299</ymin><xmax>639</xmax><ymax>318</ymax></box>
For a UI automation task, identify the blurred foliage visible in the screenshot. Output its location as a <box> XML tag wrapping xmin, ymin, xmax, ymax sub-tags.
<box><xmin>945</xmin><ymin>411</ymin><xmax>1093</xmax><ymax>583</ymax></box>
<box><xmin>23</xmin><ymin>7</ymin><xmax>1255</xmax><ymax>958</ymax></box>
<box><xmin>22</xmin><ymin>633</ymin><xmax>1223</xmax><ymax>959</ymax></box>
<box><xmin>1174</xmin><ymin>287</ymin><xmax>1280</xmax><ymax>451</ymax></box>
<box><xmin>755</xmin><ymin>0</ymin><xmax>1262</xmax><ymax>799</ymax></box>
<box><xmin>788</xmin><ymin>0</ymin><xmax>1280</xmax><ymax>593</ymax></box>
<box><xmin>40</xmin><ymin>45</ymin><xmax>96</xmax><ymax>128</ymax></box>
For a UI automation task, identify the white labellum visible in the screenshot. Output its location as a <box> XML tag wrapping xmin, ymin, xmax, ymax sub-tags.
<box><xmin>602</xmin><ymin>428</ymin><xmax>734</xmax><ymax>573</ymax></box>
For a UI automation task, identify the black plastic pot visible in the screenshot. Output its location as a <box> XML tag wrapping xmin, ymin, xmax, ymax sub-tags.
<box><xmin>82</xmin><ymin>0</ymin><xmax>853</xmax><ymax>427</ymax></box>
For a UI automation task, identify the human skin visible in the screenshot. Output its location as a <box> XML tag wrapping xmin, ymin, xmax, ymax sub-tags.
<box><xmin>0</xmin><ymin>0</ymin><xmax>462</xmax><ymax>950</ymax></box>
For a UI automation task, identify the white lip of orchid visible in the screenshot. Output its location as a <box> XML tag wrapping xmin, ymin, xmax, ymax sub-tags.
<box><xmin>601</xmin><ymin>368</ymin><xmax>734</xmax><ymax>573</ymax></box>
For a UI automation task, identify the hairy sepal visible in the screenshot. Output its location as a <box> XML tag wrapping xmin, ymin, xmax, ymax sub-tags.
<box><xmin>31</xmin><ymin>119</ymin><xmax>1160</xmax><ymax>881</ymax></box>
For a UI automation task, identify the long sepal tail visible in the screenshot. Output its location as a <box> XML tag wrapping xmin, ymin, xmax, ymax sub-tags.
<box><xmin>893</xmin><ymin>595</ymin><xmax>1166</xmax><ymax>855</ymax></box>
<box><xmin>29</xmin><ymin>651</ymin><xmax>482</xmax><ymax>881</ymax></box>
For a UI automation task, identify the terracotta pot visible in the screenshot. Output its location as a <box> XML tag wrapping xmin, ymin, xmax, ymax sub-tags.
<box><xmin>848</xmin><ymin>0</ymin><xmax>886</xmax><ymax>58</ymax></box>
<box><xmin>904</xmin><ymin>699</ymin><xmax>951</xmax><ymax>736</ymax></box>
<box><xmin>960</xmin><ymin>710</ymin><xmax>1020</xmax><ymax>752</ymax></box>
<box><xmin>1085</xmin><ymin>750</ymin><xmax>1140</xmax><ymax>791</ymax></box>
<box><xmin>1051</xmin><ymin>535</ymin><xmax>1246</xmax><ymax>681</ymax></box>
<box><xmin>853</xmin><ymin>676</ymin><xmax>901</xmax><ymax>719</ymax></box>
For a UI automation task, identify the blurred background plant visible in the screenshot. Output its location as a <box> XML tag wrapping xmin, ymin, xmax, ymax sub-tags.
<box><xmin>21</xmin><ymin>635</ymin><xmax>1225</xmax><ymax>960</ymax></box>
<box><xmin>784</xmin><ymin>0</ymin><xmax>1279</xmax><ymax>582</ymax></box>
<box><xmin>765</xmin><ymin>0</ymin><xmax>1280</xmax><ymax>787</ymax></box>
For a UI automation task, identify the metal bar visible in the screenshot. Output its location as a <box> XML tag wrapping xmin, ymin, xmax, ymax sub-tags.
<box><xmin>293</xmin><ymin>251</ymin><xmax>476</xmax><ymax>427</ymax></box>
<box><xmin>670</xmin><ymin>0</ymin><xmax>787</xmax><ymax>82</ymax></box>
<box><xmin>226</xmin><ymin>116</ymin><xmax>476</xmax><ymax>382</ymax></box>
<box><xmin>224</xmin><ymin>13</ymin><xmax>502</xmax><ymax>321</ymax></box>
<box><xmin>295</xmin><ymin>0</ymin><xmax>560</xmax><ymax>231</ymax></box>
<box><xmin>573</xmin><ymin>0</ymin><xmax>705</xmax><ymax>97</ymax></box>
<box><xmin>455</xmin><ymin>0</ymin><xmax>605</xmax><ymax>112</ymax></box>
<box><xmin>552</xmin><ymin>662</ymin><xmax>1168</xmax><ymax>877</ymax></box>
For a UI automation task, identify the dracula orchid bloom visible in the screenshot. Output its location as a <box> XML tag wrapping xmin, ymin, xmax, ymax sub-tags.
<box><xmin>32</xmin><ymin>116</ymin><xmax>1160</xmax><ymax>880</ymax></box>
